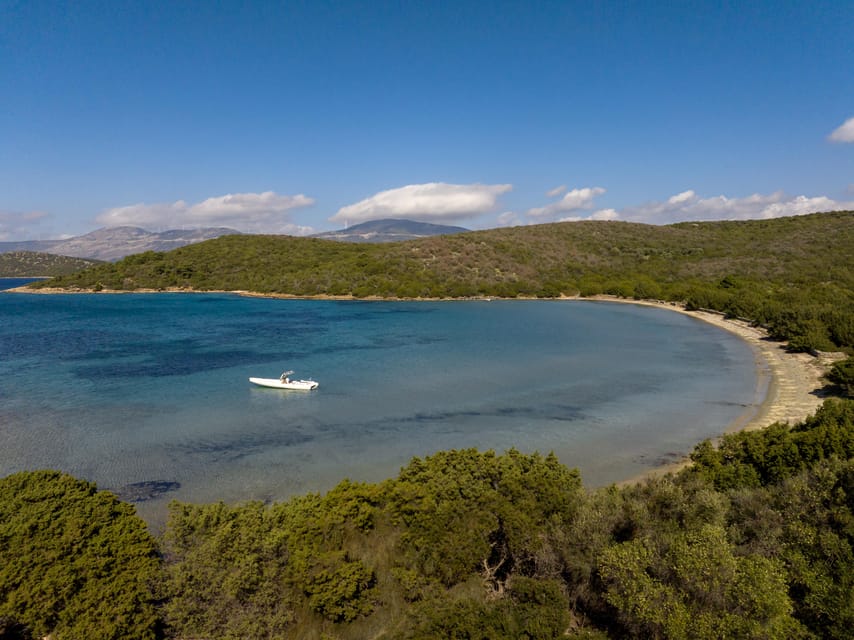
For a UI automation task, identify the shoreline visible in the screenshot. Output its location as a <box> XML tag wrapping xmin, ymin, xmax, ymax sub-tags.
<box><xmin>592</xmin><ymin>296</ymin><xmax>843</xmax><ymax>484</ymax></box>
<box><xmin>6</xmin><ymin>285</ymin><xmax>844</xmax><ymax>485</ymax></box>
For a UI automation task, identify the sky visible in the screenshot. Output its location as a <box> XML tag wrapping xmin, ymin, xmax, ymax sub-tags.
<box><xmin>1</xmin><ymin>0</ymin><xmax>852</xmax><ymax>240</ymax></box>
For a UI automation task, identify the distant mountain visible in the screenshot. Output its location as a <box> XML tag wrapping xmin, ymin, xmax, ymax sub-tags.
<box><xmin>312</xmin><ymin>219</ymin><xmax>469</xmax><ymax>243</ymax></box>
<box><xmin>0</xmin><ymin>226</ymin><xmax>240</xmax><ymax>261</ymax></box>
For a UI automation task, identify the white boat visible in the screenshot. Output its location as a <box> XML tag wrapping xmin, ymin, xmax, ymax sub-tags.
<box><xmin>249</xmin><ymin>371</ymin><xmax>319</xmax><ymax>390</ymax></box>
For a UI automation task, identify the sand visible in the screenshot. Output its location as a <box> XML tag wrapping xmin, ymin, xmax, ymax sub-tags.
<box><xmin>584</xmin><ymin>297</ymin><xmax>845</xmax><ymax>483</ymax></box>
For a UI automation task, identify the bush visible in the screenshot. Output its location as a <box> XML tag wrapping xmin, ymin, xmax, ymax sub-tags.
<box><xmin>0</xmin><ymin>471</ymin><xmax>159</xmax><ymax>640</ymax></box>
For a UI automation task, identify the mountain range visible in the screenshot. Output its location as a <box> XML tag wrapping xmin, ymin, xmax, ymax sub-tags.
<box><xmin>0</xmin><ymin>226</ymin><xmax>239</xmax><ymax>262</ymax></box>
<box><xmin>310</xmin><ymin>219</ymin><xmax>468</xmax><ymax>243</ymax></box>
<box><xmin>0</xmin><ymin>219</ymin><xmax>468</xmax><ymax>261</ymax></box>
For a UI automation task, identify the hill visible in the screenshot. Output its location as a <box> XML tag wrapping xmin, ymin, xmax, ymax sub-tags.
<box><xmin>0</xmin><ymin>226</ymin><xmax>239</xmax><ymax>261</ymax></box>
<box><xmin>311</xmin><ymin>218</ymin><xmax>469</xmax><ymax>242</ymax></box>
<box><xmin>28</xmin><ymin>211</ymin><xmax>854</xmax><ymax>352</ymax></box>
<box><xmin>0</xmin><ymin>251</ymin><xmax>102</xmax><ymax>277</ymax></box>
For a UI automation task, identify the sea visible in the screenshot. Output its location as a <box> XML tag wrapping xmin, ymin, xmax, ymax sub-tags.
<box><xmin>0</xmin><ymin>279</ymin><xmax>762</xmax><ymax>526</ymax></box>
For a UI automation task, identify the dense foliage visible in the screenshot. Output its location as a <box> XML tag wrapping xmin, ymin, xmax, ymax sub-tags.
<box><xmin>0</xmin><ymin>471</ymin><xmax>160</xmax><ymax>639</ymax></box>
<box><xmin>30</xmin><ymin>211</ymin><xmax>854</xmax><ymax>352</ymax></box>
<box><xmin>0</xmin><ymin>251</ymin><xmax>101</xmax><ymax>277</ymax></box>
<box><xmin>688</xmin><ymin>399</ymin><xmax>854</xmax><ymax>490</ymax></box>
<box><xmin>828</xmin><ymin>357</ymin><xmax>854</xmax><ymax>397</ymax></box>
<box><xmin>2</xmin><ymin>400</ymin><xmax>853</xmax><ymax>638</ymax></box>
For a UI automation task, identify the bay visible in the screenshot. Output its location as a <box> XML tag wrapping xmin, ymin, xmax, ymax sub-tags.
<box><xmin>0</xmin><ymin>277</ymin><xmax>47</xmax><ymax>290</ymax></box>
<box><xmin>0</xmin><ymin>291</ymin><xmax>760</xmax><ymax>525</ymax></box>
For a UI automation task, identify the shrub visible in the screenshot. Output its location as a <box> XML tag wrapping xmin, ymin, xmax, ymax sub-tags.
<box><xmin>0</xmin><ymin>471</ymin><xmax>159</xmax><ymax>640</ymax></box>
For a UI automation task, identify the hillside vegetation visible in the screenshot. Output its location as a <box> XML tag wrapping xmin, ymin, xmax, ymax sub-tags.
<box><xmin>31</xmin><ymin>211</ymin><xmax>854</xmax><ymax>352</ymax></box>
<box><xmin>2</xmin><ymin>399</ymin><xmax>853</xmax><ymax>639</ymax></box>
<box><xmin>0</xmin><ymin>251</ymin><xmax>101</xmax><ymax>277</ymax></box>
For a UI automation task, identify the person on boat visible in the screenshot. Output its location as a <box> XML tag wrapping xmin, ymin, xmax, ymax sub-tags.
<box><xmin>280</xmin><ymin>372</ymin><xmax>290</xmax><ymax>383</ymax></box>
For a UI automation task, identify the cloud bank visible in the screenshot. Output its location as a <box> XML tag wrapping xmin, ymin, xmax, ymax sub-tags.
<box><xmin>829</xmin><ymin>116</ymin><xmax>854</xmax><ymax>143</ymax></box>
<box><xmin>612</xmin><ymin>190</ymin><xmax>854</xmax><ymax>225</ymax></box>
<box><xmin>0</xmin><ymin>210</ymin><xmax>51</xmax><ymax>241</ymax></box>
<box><xmin>5</xmin><ymin>185</ymin><xmax>850</xmax><ymax>242</ymax></box>
<box><xmin>523</xmin><ymin>185</ymin><xmax>853</xmax><ymax>226</ymax></box>
<box><xmin>330</xmin><ymin>182</ymin><xmax>512</xmax><ymax>224</ymax></box>
<box><xmin>558</xmin><ymin>208</ymin><xmax>620</xmax><ymax>223</ymax></box>
<box><xmin>526</xmin><ymin>187</ymin><xmax>606</xmax><ymax>219</ymax></box>
<box><xmin>96</xmin><ymin>191</ymin><xmax>315</xmax><ymax>234</ymax></box>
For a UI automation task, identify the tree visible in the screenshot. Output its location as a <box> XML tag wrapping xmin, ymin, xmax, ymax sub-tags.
<box><xmin>828</xmin><ymin>358</ymin><xmax>854</xmax><ymax>398</ymax></box>
<box><xmin>0</xmin><ymin>471</ymin><xmax>159</xmax><ymax>640</ymax></box>
<box><xmin>598</xmin><ymin>525</ymin><xmax>805</xmax><ymax>639</ymax></box>
<box><xmin>386</xmin><ymin>449</ymin><xmax>583</xmax><ymax>590</ymax></box>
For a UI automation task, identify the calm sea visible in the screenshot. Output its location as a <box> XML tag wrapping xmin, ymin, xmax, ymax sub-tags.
<box><xmin>0</xmin><ymin>283</ymin><xmax>761</xmax><ymax>525</ymax></box>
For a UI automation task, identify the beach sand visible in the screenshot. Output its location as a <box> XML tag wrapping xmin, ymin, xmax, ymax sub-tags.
<box><xmin>589</xmin><ymin>297</ymin><xmax>845</xmax><ymax>484</ymax></box>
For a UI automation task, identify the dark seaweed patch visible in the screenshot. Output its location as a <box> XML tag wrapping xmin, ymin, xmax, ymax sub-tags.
<box><xmin>114</xmin><ymin>480</ymin><xmax>181</xmax><ymax>502</ymax></box>
<box><xmin>73</xmin><ymin>349</ymin><xmax>274</xmax><ymax>379</ymax></box>
<box><xmin>168</xmin><ymin>429</ymin><xmax>314</xmax><ymax>463</ymax></box>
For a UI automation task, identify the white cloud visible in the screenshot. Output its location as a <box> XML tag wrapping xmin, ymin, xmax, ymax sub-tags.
<box><xmin>546</xmin><ymin>185</ymin><xmax>567</xmax><ymax>198</ymax></box>
<box><xmin>612</xmin><ymin>190</ymin><xmax>854</xmax><ymax>225</ymax></box>
<box><xmin>558</xmin><ymin>208</ymin><xmax>620</xmax><ymax>223</ymax></box>
<box><xmin>0</xmin><ymin>209</ymin><xmax>51</xmax><ymax>241</ymax></box>
<box><xmin>526</xmin><ymin>186</ymin><xmax>606</xmax><ymax>219</ymax></box>
<box><xmin>668</xmin><ymin>190</ymin><xmax>696</xmax><ymax>205</ymax></box>
<box><xmin>96</xmin><ymin>191</ymin><xmax>316</xmax><ymax>234</ymax></box>
<box><xmin>591</xmin><ymin>208</ymin><xmax>620</xmax><ymax>221</ymax></box>
<box><xmin>829</xmin><ymin>116</ymin><xmax>854</xmax><ymax>143</ymax></box>
<box><xmin>496</xmin><ymin>211</ymin><xmax>521</xmax><ymax>227</ymax></box>
<box><xmin>330</xmin><ymin>182</ymin><xmax>512</xmax><ymax>224</ymax></box>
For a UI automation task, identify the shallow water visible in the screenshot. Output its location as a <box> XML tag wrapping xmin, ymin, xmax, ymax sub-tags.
<box><xmin>0</xmin><ymin>289</ymin><xmax>759</xmax><ymax>525</ymax></box>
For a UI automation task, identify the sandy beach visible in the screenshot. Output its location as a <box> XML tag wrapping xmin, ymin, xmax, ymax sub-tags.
<box><xmin>605</xmin><ymin>298</ymin><xmax>839</xmax><ymax>429</ymax></box>
<box><xmin>590</xmin><ymin>296</ymin><xmax>844</xmax><ymax>483</ymax></box>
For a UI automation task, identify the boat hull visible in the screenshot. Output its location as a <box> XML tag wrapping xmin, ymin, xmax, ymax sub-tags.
<box><xmin>249</xmin><ymin>377</ymin><xmax>319</xmax><ymax>390</ymax></box>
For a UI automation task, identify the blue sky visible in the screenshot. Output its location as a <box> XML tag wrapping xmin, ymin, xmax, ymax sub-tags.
<box><xmin>1</xmin><ymin>1</ymin><xmax>852</xmax><ymax>239</ymax></box>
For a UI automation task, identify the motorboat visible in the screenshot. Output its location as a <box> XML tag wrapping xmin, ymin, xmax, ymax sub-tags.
<box><xmin>249</xmin><ymin>371</ymin><xmax>319</xmax><ymax>390</ymax></box>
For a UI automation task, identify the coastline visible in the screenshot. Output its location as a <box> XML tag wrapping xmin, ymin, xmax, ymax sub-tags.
<box><xmin>590</xmin><ymin>296</ymin><xmax>843</xmax><ymax>484</ymax></box>
<box><xmin>7</xmin><ymin>285</ymin><xmax>843</xmax><ymax>484</ymax></box>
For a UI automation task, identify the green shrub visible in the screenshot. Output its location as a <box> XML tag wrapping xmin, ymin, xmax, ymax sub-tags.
<box><xmin>0</xmin><ymin>471</ymin><xmax>159</xmax><ymax>640</ymax></box>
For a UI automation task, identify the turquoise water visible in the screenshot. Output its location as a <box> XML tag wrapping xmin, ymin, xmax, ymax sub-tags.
<box><xmin>0</xmin><ymin>287</ymin><xmax>760</xmax><ymax>524</ymax></box>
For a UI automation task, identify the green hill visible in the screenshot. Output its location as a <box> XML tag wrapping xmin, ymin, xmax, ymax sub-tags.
<box><xmin>0</xmin><ymin>251</ymin><xmax>102</xmax><ymax>277</ymax></box>
<box><xmin>30</xmin><ymin>211</ymin><xmax>854</xmax><ymax>352</ymax></box>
